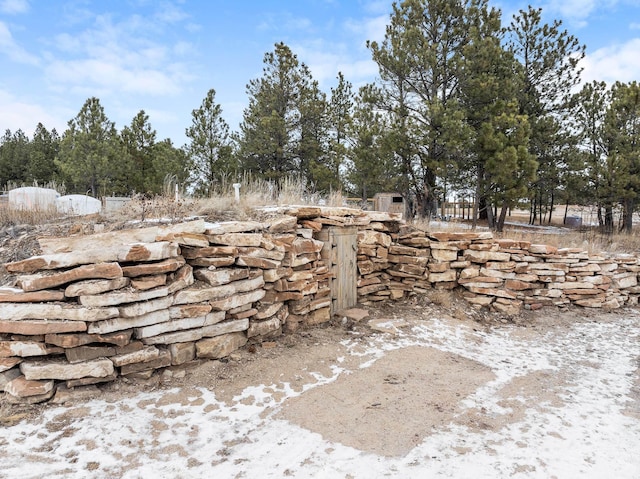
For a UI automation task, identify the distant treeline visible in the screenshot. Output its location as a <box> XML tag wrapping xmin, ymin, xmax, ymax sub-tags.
<box><xmin>1</xmin><ymin>0</ymin><xmax>638</xmax><ymax>233</ymax></box>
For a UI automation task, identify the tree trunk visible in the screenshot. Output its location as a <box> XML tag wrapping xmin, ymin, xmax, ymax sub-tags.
<box><xmin>547</xmin><ymin>191</ymin><xmax>555</xmax><ymax>224</ymax></box>
<box><xmin>622</xmin><ymin>198</ymin><xmax>634</xmax><ymax>233</ymax></box>
<box><xmin>496</xmin><ymin>203</ymin><xmax>509</xmax><ymax>232</ymax></box>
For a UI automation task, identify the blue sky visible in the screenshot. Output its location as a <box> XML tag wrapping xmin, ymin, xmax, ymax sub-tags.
<box><xmin>1</xmin><ymin>0</ymin><xmax>639</xmax><ymax>147</ymax></box>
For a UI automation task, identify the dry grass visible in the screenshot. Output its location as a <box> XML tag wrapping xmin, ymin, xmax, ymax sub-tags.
<box><xmin>0</xmin><ymin>205</ymin><xmax>61</xmax><ymax>227</ymax></box>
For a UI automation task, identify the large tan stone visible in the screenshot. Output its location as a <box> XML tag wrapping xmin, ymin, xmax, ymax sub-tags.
<box><xmin>0</xmin><ymin>288</ymin><xmax>65</xmax><ymax>303</ymax></box>
<box><xmin>121</xmin><ymin>257</ymin><xmax>186</xmax><ymax>278</ymax></box>
<box><xmin>464</xmin><ymin>250</ymin><xmax>511</xmax><ymax>263</ymax></box>
<box><xmin>268</xmin><ymin>216</ymin><xmax>297</xmax><ymax>233</ymax></box>
<box><xmin>134</xmin><ymin>311</ymin><xmax>225</xmax><ymax>338</ymax></box>
<box><xmin>236</xmin><ymin>256</ymin><xmax>280</xmax><ymax>269</ymax></box>
<box><xmin>143</xmin><ymin>318</ymin><xmax>249</xmax><ymax>345</ymax></box>
<box><xmin>21</xmin><ymin>358</ymin><xmax>114</xmax><ymax>380</ymax></box>
<box><xmin>111</xmin><ymin>346</ymin><xmax>160</xmax><ymax>366</ymax></box>
<box><xmin>65</xmin><ymin>277</ymin><xmax>130</xmax><ymax>297</ymax></box>
<box><xmin>613</xmin><ymin>272</ymin><xmax>638</xmax><ymax>289</ymax></box>
<box><xmin>38</xmin><ymin>220</ymin><xmax>205</xmax><ymax>254</ymax></box>
<box><xmin>6</xmin><ymin>242</ymin><xmax>179</xmax><ymax>273</ymax></box>
<box><xmin>65</xmin><ymin>345</ymin><xmax>116</xmax><ymax>364</ymax></box>
<box><xmin>167</xmin><ymin>264</ymin><xmax>194</xmax><ymax>293</ymax></box>
<box><xmin>247</xmin><ymin>317</ymin><xmax>281</xmax><ymax>338</ymax></box>
<box><xmin>236</xmin><ymin>246</ymin><xmax>286</xmax><ymax>261</ymax></box>
<box><xmin>205</xmin><ymin>221</ymin><xmax>265</xmax><ymax>235</ymax></box>
<box><xmin>169</xmin><ymin>342</ymin><xmax>196</xmax><ymax>365</ymax></box>
<box><xmin>0</xmin><ymin>303</ymin><xmax>119</xmax><ymax>321</ymax></box>
<box><xmin>428</xmin><ymin>270</ymin><xmax>457</xmax><ymax>283</ymax></box>
<box><xmin>118</xmin><ymin>295</ymin><xmax>174</xmax><ymax>319</ymax></box>
<box><xmin>196</xmin><ymin>331</ymin><xmax>247</xmax><ymax>359</ymax></box>
<box><xmin>186</xmin><ymin>257</ymin><xmax>237</xmax><ymax>268</ymax></box>
<box><xmin>181</xmin><ymin>245</ymin><xmax>237</xmax><ymax>259</ymax></box>
<box><xmin>45</xmin><ymin>330</ymin><xmax>132</xmax><ymax>348</ymax></box>
<box><xmin>88</xmin><ymin>308</ymin><xmax>171</xmax><ymax>335</ymax></box>
<box><xmin>175</xmin><ymin>276</ymin><xmax>264</xmax><ymax>305</ymax></box>
<box><xmin>0</xmin><ymin>319</ymin><xmax>86</xmax><ymax>335</ymax></box>
<box><xmin>169</xmin><ymin>303</ymin><xmax>213</xmax><ymax>318</ymax></box>
<box><xmin>429</xmin><ymin>232</ymin><xmax>493</xmax><ymax>242</ymax></box>
<box><xmin>0</xmin><ymin>341</ymin><xmax>62</xmax><ymax>358</ymax></box>
<box><xmin>209</xmin><ymin>289</ymin><xmax>266</xmax><ymax>311</ymax></box>
<box><xmin>206</xmin><ymin>233</ymin><xmax>263</xmax><ymax>247</ymax></box>
<box><xmin>0</xmin><ymin>357</ymin><xmax>22</xmax><ymax>372</ymax></box>
<box><xmin>5</xmin><ymin>376</ymin><xmax>55</xmax><ymax>398</ymax></box>
<box><xmin>18</xmin><ymin>262</ymin><xmax>123</xmax><ymax>292</ymax></box>
<box><xmin>78</xmin><ymin>285</ymin><xmax>171</xmax><ymax>307</ymax></box>
<box><xmin>194</xmin><ymin>268</ymin><xmax>248</xmax><ymax>286</ymax></box>
<box><xmin>119</xmin><ymin>349</ymin><xmax>171</xmax><ymax>375</ymax></box>
<box><xmin>431</xmin><ymin>249</ymin><xmax>458</xmax><ymax>262</ymax></box>
<box><xmin>357</xmin><ymin>230</ymin><xmax>392</xmax><ymax>248</ymax></box>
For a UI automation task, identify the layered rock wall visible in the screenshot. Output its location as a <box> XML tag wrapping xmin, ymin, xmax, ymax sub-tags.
<box><xmin>1</xmin><ymin>207</ymin><xmax>638</xmax><ymax>404</ymax></box>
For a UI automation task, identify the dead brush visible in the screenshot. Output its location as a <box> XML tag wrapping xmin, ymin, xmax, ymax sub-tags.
<box><xmin>0</xmin><ymin>205</ymin><xmax>60</xmax><ymax>227</ymax></box>
<box><xmin>429</xmin><ymin>289</ymin><xmax>454</xmax><ymax>308</ymax></box>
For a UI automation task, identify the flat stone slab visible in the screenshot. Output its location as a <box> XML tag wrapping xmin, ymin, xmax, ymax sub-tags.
<box><xmin>0</xmin><ymin>289</ymin><xmax>65</xmax><ymax>303</ymax></box>
<box><xmin>20</xmin><ymin>357</ymin><xmax>115</xmax><ymax>380</ymax></box>
<box><xmin>0</xmin><ymin>303</ymin><xmax>119</xmax><ymax>321</ymax></box>
<box><xmin>17</xmin><ymin>262</ymin><xmax>122</xmax><ymax>292</ymax></box>
<box><xmin>0</xmin><ymin>319</ymin><xmax>87</xmax><ymax>335</ymax></box>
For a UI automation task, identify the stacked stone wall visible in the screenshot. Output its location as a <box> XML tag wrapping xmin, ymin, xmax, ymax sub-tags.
<box><xmin>1</xmin><ymin>206</ymin><xmax>638</xmax><ymax>404</ymax></box>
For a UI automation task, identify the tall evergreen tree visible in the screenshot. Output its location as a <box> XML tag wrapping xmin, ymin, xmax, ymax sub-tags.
<box><xmin>326</xmin><ymin>72</ymin><xmax>353</xmax><ymax>192</ymax></box>
<box><xmin>56</xmin><ymin>97</ymin><xmax>122</xmax><ymax>196</ymax></box>
<box><xmin>27</xmin><ymin>124</ymin><xmax>59</xmax><ymax>186</ymax></box>
<box><xmin>0</xmin><ymin>129</ymin><xmax>29</xmax><ymax>187</ymax></box>
<box><xmin>368</xmin><ymin>0</ymin><xmax>472</xmax><ymax>217</ymax></box>
<box><xmin>238</xmin><ymin>43</ymin><xmax>304</xmax><ymax>181</ymax></box>
<box><xmin>507</xmin><ymin>6</ymin><xmax>585</xmax><ymax>224</ymax></box>
<box><xmin>185</xmin><ymin>89</ymin><xmax>235</xmax><ymax>195</ymax></box>
<box><xmin>121</xmin><ymin>110</ymin><xmax>157</xmax><ymax>194</ymax></box>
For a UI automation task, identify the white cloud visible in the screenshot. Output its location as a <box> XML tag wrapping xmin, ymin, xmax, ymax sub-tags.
<box><xmin>0</xmin><ymin>89</ymin><xmax>67</xmax><ymax>135</ymax></box>
<box><xmin>580</xmin><ymin>37</ymin><xmax>640</xmax><ymax>84</ymax></box>
<box><xmin>0</xmin><ymin>19</ymin><xmax>39</xmax><ymax>65</ymax></box>
<box><xmin>43</xmin><ymin>8</ymin><xmax>195</xmax><ymax>98</ymax></box>
<box><xmin>0</xmin><ymin>0</ymin><xmax>28</xmax><ymax>14</ymax></box>
<box><xmin>344</xmin><ymin>14</ymin><xmax>388</xmax><ymax>45</ymax></box>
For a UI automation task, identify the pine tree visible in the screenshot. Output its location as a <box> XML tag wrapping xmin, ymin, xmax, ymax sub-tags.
<box><xmin>0</xmin><ymin>129</ymin><xmax>29</xmax><ymax>187</ymax></box>
<box><xmin>27</xmin><ymin>124</ymin><xmax>59</xmax><ymax>186</ymax></box>
<box><xmin>121</xmin><ymin>110</ymin><xmax>157</xmax><ymax>194</ymax></box>
<box><xmin>185</xmin><ymin>89</ymin><xmax>235</xmax><ymax>195</ymax></box>
<box><xmin>56</xmin><ymin>97</ymin><xmax>122</xmax><ymax>196</ymax></box>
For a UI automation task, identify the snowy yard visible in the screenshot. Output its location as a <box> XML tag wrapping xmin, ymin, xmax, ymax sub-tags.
<box><xmin>1</xmin><ymin>308</ymin><xmax>639</xmax><ymax>479</ymax></box>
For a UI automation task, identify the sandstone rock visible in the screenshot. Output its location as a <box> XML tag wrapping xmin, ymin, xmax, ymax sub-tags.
<box><xmin>174</xmin><ymin>276</ymin><xmax>265</xmax><ymax>304</ymax></box>
<box><xmin>169</xmin><ymin>303</ymin><xmax>213</xmax><ymax>319</ymax></box>
<box><xmin>464</xmin><ymin>250</ymin><xmax>511</xmax><ymax>263</ymax></box>
<box><xmin>247</xmin><ymin>317</ymin><xmax>281</xmax><ymax>338</ymax></box>
<box><xmin>528</xmin><ymin>244</ymin><xmax>558</xmax><ymax>255</ymax></box>
<box><xmin>6</xmin><ymin>242</ymin><xmax>179</xmax><ymax>273</ymax></box>
<box><xmin>268</xmin><ymin>216</ymin><xmax>298</xmax><ymax>233</ymax></box>
<box><xmin>159</xmin><ymin>232</ymin><xmax>209</xmax><ymax>248</ymax></box>
<box><xmin>236</xmin><ymin>256</ymin><xmax>280</xmax><ymax>269</ymax></box>
<box><xmin>65</xmin><ymin>277</ymin><xmax>130</xmax><ymax>297</ymax></box>
<box><xmin>0</xmin><ymin>341</ymin><xmax>63</xmax><ymax>358</ymax></box>
<box><xmin>65</xmin><ymin>345</ymin><xmax>116</xmax><ymax>364</ymax></box>
<box><xmin>66</xmin><ymin>372</ymin><xmax>118</xmax><ymax>388</ymax></box>
<box><xmin>134</xmin><ymin>311</ymin><xmax>225</xmax><ymax>339</ymax></box>
<box><xmin>181</xmin><ymin>245</ymin><xmax>238</xmax><ymax>259</ymax></box>
<box><xmin>45</xmin><ymin>330</ymin><xmax>132</xmax><ymax>348</ymax></box>
<box><xmin>21</xmin><ymin>357</ymin><xmax>114</xmax><ymax>380</ymax></box>
<box><xmin>0</xmin><ymin>367</ymin><xmax>22</xmax><ymax>391</ymax></box>
<box><xmin>121</xmin><ymin>257</ymin><xmax>186</xmax><ymax>277</ymax></box>
<box><xmin>204</xmin><ymin>221</ymin><xmax>265</xmax><ymax>235</ymax></box>
<box><xmin>210</xmin><ymin>289</ymin><xmax>266</xmax><ymax>311</ymax></box>
<box><xmin>196</xmin><ymin>332</ymin><xmax>247</xmax><ymax>359</ymax></box>
<box><xmin>144</xmin><ymin>319</ymin><xmax>250</xmax><ymax>345</ymax></box>
<box><xmin>428</xmin><ymin>270</ymin><xmax>457</xmax><ymax>283</ymax></box>
<box><xmin>5</xmin><ymin>376</ymin><xmax>55</xmax><ymax>398</ymax></box>
<box><xmin>0</xmin><ymin>357</ymin><xmax>22</xmax><ymax>372</ymax></box>
<box><xmin>118</xmin><ymin>295</ymin><xmax>174</xmax><ymax>318</ymax></box>
<box><xmin>0</xmin><ymin>289</ymin><xmax>65</xmax><ymax>303</ymax></box>
<box><xmin>131</xmin><ymin>274</ymin><xmax>167</xmax><ymax>291</ymax></box>
<box><xmin>111</xmin><ymin>346</ymin><xmax>160</xmax><ymax>366</ymax></box>
<box><xmin>79</xmin><ymin>285</ymin><xmax>171</xmax><ymax>307</ymax></box>
<box><xmin>167</xmin><ymin>264</ymin><xmax>194</xmax><ymax>293</ymax></box>
<box><xmin>194</xmin><ymin>268</ymin><xmax>249</xmax><ymax>286</ymax></box>
<box><xmin>0</xmin><ymin>303</ymin><xmax>119</xmax><ymax>321</ymax></box>
<box><xmin>431</xmin><ymin>249</ymin><xmax>458</xmax><ymax>262</ymax></box>
<box><xmin>428</xmin><ymin>231</ymin><xmax>493</xmax><ymax>242</ymax></box>
<box><xmin>206</xmin><ymin>233</ymin><xmax>263</xmax><ymax>247</ymax></box>
<box><xmin>613</xmin><ymin>272</ymin><xmax>638</xmax><ymax>289</ymax></box>
<box><xmin>0</xmin><ymin>319</ymin><xmax>87</xmax><ymax>335</ymax></box>
<box><xmin>88</xmin><ymin>308</ymin><xmax>171</xmax><ymax>335</ymax></box>
<box><xmin>18</xmin><ymin>262</ymin><xmax>123</xmax><ymax>292</ymax></box>
<box><xmin>169</xmin><ymin>342</ymin><xmax>196</xmax><ymax>365</ymax></box>
<box><xmin>357</xmin><ymin>230</ymin><xmax>392</xmax><ymax>248</ymax></box>
<box><xmin>120</xmin><ymin>349</ymin><xmax>171</xmax><ymax>375</ymax></box>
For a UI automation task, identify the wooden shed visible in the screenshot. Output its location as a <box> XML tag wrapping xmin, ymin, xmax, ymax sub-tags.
<box><xmin>373</xmin><ymin>193</ymin><xmax>406</xmax><ymax>217</ymax></box>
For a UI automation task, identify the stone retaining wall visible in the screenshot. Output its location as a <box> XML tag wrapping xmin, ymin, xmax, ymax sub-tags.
<box><xmin>1</xmin><ymin>206</ymin><xmax>638</xmax><ymax>404</ymax></box>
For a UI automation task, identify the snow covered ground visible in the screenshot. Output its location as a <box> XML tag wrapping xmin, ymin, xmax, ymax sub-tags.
<box><xmin>2</xmin><ymin>311</ymin><xmax>639</xmax><ymax>479</ymax></box>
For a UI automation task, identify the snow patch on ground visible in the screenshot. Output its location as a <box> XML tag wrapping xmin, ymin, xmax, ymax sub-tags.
<box><xmin>2</xmin><ymin>313</ymin><xmax>639</xmax><ymax>479</ymax></box>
